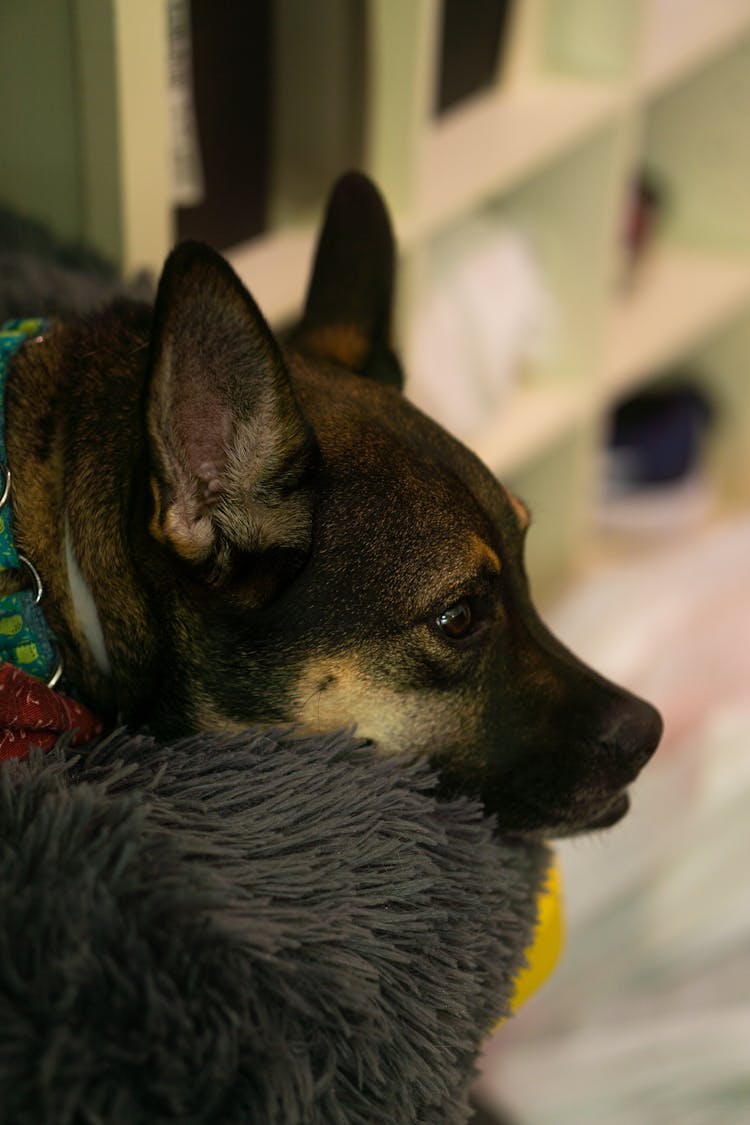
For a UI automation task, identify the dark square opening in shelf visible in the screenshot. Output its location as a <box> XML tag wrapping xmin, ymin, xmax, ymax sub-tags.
<box><xmin>175</xmin><ymin>0</ymin><xmax>273</xmax><ymax>250</ymax></box>
<box><xmin>435</xmin><ymin>0</ymin><xmax>514</xmax><ymax>115</ymax></box>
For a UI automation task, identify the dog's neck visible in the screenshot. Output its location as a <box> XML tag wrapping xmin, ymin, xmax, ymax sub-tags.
<box><xmin>4</xmin><ymin>310</ymin><xmax>160</xmax><ymax>721</ymax></box>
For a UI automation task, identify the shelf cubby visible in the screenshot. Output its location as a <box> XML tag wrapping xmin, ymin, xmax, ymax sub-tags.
<box><xmin>409</xmin><ymin>77</ymin><xmax>623</xmax><ymax>245</ymax></box>
<box><xmin>603</xmin><ymin>245</ymin><xmax>750</xmax><ymax>399</ymax></box>
<box><xmin>643</xmin><ymin>33</ymin><xmax>750</xmax><ymax>254</ymax></box>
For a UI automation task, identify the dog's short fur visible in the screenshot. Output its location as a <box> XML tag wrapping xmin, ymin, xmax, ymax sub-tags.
<box><xmin>3</xmin><ymin>173</ymin><xmax>661</xmax><ymax>836</ymax></box>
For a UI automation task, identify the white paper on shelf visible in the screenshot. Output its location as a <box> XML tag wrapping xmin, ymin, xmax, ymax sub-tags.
<box><xmin>406</xmin><ymin>219</ymin><xmax>556</xmax><ymax>439</ymax></box>
<box><xmin>167</xmin><ymin>0</ymin><xmax>205</xmax><ymax>208</ymax></box>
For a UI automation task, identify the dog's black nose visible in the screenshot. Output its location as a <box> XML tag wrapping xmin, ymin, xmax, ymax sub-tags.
<box><xmin>606</xmin><ymin>697</ymin><xmax>663</xmax><ymax>781</ymax></box>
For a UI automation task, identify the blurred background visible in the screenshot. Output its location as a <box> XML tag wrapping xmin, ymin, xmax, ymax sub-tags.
<box><xmin>3</xmin><ymin>1</ymin><xmax>750</xmax><ymax>1120</ymax></box>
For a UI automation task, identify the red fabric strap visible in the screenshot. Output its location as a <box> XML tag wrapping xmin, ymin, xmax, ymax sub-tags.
<box><xmin>0</xmin><ymin>661</ymin><xmax>102</xmax><ymax>762</ymax></box>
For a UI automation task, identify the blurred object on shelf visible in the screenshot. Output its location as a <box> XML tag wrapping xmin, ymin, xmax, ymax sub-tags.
<box><xmin>167</xmin><ymin>0</ymin><xmax>205</xmax><ymax>209</ymax></box>
<box><xmin>0</xmin><ymin>205</ymin><xmax>153</xmax><ymax>322</ymax></box>
<box><xmin>622</xmin><ymin>171</ymin><xmax>665</xmax><ymax>284</ymax></box>
<box><xmin>599</xmin><ymin>381</ymin><xmax>714</xmax><ymax>534</ymax></box>
<box><xmin>407</xmin><ymin>219</ymin><xmax>555</xmax><ymax>440</ymax></box>
<box><xmin>435</xmin><ymin>0</ymin><xmax>515</xmax><ymax>115</ymax></box>
<box><xmin>607</xmin><ymin>381</ymin><xmax>713</xmax><ymax>486</ymax></box>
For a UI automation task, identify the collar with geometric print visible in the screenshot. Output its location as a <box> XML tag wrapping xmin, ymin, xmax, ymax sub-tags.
<box><xmin>0</xmin><ymin>319</ymin><xmax>60</xmax><ymax>683</ymax></box>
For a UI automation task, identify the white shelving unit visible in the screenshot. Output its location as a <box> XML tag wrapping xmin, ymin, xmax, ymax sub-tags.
<box><xmin>640</xmin><ymin>0</ymin><xmax>750</xmax><ymax>95</ymax></box>
<box><xmin>228</xmin><ymin>226</ymin><xmax>317</xmax><ymax>330</ymax></box>
<box><xmin>4</xmin><ymin>0</ymin><xmax>750</xmax><ymax>598</ymax></box>
<box><xmin>603</xmin><ymin>246</ymin><xmax>750</xmax><ymax>399</ymax></box>
<box><xmin>471</xmin><ymin>385</ymin><xmax>585</xmax><ymax>478</ymax></box>
<box><xmin>409</xmin><ymin>76</ymin><xmax>625</xmax><ymax>243</ymax></box>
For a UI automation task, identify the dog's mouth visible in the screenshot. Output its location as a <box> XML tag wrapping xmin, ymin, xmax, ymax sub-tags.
<box><xmin>490</xmin><ymin>788</ymin><xmax>633</xmax><ymax>842</ymax></box>
<box><xmin>561</xmin><ymin>789</ymin><xmax>631</xmax><ymax>837</ymax></box>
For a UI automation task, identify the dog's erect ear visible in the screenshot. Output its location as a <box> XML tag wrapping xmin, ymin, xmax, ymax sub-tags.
<box><xmin>146</xmin><ymin>241</ymin><xmax>315</xmax><ymax>579</ymax></box>
<box><xmin>293</xmin><ymin>172</ymin><xmax>403</xmax><ymax>389</ymax></box>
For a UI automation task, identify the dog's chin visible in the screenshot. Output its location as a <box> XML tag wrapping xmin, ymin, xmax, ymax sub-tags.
<box><xmin>550</xmin><ymin>790</ymin><xmax>631</xmax><ymax>838</ymax></box>
<box><xmin>493</xmin><ymin>790</ymin><xmax>632</xmax><ymax>841</ymax></box>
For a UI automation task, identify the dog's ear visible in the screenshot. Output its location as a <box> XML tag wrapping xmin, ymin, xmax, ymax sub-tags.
<box><xmin>293</xmin><ymin>172</ymin><xmax>403</xmax><ymax>389</ymax></box>
<box><xmin>146</xmin><ymin>241</ymin><xmax>315</xmax><ymax>581</ymax></box>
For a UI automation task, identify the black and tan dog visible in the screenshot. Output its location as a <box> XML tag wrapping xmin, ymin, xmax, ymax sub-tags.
<box><xmin>4</xmin><ymin>173</ymin><xmax>661</xmax><ymax>836</ymax></box>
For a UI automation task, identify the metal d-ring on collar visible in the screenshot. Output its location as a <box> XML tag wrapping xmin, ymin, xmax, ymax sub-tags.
<box><xmin>0</xmin><ymin>462</ymin><xmax>10</xmax><ymax>509</ymax></box>
<box><xmin>0</xmin><ymin>464</ymin><xmax>63</xmax><ymax>689</ymax></box>
<box><xmin>0</xmin><ymin>319</ymin><xmax>63</xmax><ymax>688</ymax></box>
<box><xmin>0</xmin><ymin>472</ymin><xmax>40</xmax><ymax>606</ymax></box>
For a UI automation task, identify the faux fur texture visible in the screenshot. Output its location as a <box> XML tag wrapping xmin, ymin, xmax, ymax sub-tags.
<box><xmin>0</xmin><ymin>728</ymin><xmax>547</xmax><ymax>1124</ymax></box>
<box><xmin>0</xmin><ymin>205</ymin><xmax>152</xmax><ymax>321</ymax></box>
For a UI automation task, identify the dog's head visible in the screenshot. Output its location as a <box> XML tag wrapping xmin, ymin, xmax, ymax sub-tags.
<box><xmin>141</xmin><ymin>172</ymin><xmax>661</xmax><ymax>837</ymax></box>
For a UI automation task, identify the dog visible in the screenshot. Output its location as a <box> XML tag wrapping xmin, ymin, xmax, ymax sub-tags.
<box><xmin>2</xmin><ymin>172</ymin><xmax>661</xmax><ymax>836</ymax></box>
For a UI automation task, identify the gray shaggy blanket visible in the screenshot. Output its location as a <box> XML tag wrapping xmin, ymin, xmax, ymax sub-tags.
<box><xmin>0</xmin><ymin>205</ymin><xmax>152</xmax><ymax>321</ymax></box>
<box><xmin>0</xmin><ymin>728</ymin><xmax>547</xmax><ymax>1124</ymax></box>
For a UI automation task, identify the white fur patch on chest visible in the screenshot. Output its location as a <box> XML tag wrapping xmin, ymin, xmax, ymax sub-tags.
<box><xmin>64</xmin><ymin>515</ymin><xmax>112</xmax><ymax>678</ymax></box>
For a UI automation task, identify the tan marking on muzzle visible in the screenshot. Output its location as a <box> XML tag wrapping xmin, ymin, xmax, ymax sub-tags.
<box><xmin>293</xmin><ymin>654</ymin><xmax>463</xmax><ymax>757</ymax></box>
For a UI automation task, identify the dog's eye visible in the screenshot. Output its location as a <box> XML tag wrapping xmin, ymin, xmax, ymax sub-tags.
<box><xmin>436</xmin><ymin>599</ymin><xmax>475</xmax><ymax>641</ymax></box>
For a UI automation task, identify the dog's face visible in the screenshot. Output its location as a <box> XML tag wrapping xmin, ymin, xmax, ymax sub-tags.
<box><xmin>140</xmin><ymin>173</ymin><xmax>661</xmax><ymax>837</ymax></box>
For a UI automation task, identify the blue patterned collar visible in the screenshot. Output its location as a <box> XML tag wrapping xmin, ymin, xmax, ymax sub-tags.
<box><xmin>0</xmin><ymin>319</ymin><xmax>60</xmax><ymax>684</ymax></box>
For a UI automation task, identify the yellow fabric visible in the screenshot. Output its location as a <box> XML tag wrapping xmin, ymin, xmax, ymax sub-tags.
<box><xmin>494</xmin><ymin>855</ymin><xmax>563</xmax><ymax>1029</ymax></box>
